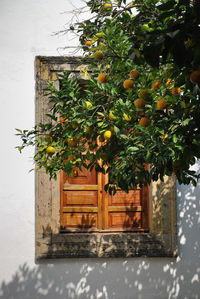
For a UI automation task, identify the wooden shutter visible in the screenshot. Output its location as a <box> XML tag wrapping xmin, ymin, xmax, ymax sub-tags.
<box><xmin>60</xmin><ymin>164</ymin><xmax>103</xmax><ymax>232</ymax></box>
<box><xmin>60</xmin><ymin>168</ymin><xmax>148</xmax><ymax>232</ymax></box>
<box><xmin>102</xmin><ymin>174</ymin><xmax>149</xmax><ymax>231</ymax></box>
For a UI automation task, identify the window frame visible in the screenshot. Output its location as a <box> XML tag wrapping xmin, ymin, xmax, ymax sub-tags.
<box><xmin>35</xmin><ymin>56</ymin><xmax>177</xmax><ymax>260</ymax></box>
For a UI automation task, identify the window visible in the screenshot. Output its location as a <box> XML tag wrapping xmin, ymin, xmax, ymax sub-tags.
<box><xmin>35</xmin><ymin>56</ymin><xmax>177</xmax><ymax>259</ymax></box>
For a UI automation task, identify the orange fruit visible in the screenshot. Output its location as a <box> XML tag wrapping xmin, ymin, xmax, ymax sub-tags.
<box><xmin>134</xmin><ymin>98</ymin><xmax>146</xmax><ymax>109</ymax></box>
<box><xmin>68</xmin><ymin>138</ymin><xmax>77</xmax><ymax>147</ymax></box>
<box><xmin>123</xmin><ymin>79</ymin><xmax>134</xmax><ymax>89</ymax></box>
<box><xmin>85</xmin><ymin>40</ymin><xmax>92</xmax><ymax>47</ymax></box>
<box><xmin>190</xmin><ymin>70</ymin><xmax>200</xmax><ymax>84</ymax></box>
<box><xmin>46</xmin><ymin>146</ymin><xmax>56</xmax><ymax>155</ymax></box>
<box><xmin>152</xmin><ymin>80</ymin><xmax>159</xmax><ymax>90</ymax></box>
<box><xmin>98</xmin><ymin>73</ymin><xmax>108</xmax><ymax>83</ymax></box>
<box><xmin>129</xmin><ymin>69</ymin><xmax>139</xmax><ymax>79</ymax></box>
<box><xmin>85</xmin><ymin>126</ymin><xmax>92</xmax><ymax>134</ymax></box>
<box><xmin>138</xmin><ymin>89</ymin><xmax>148</xmax><ymax>99</ymax></box>
<box><xmin>139</xmin><ymin>117</ymin><xmax>151</xmax><ymax>127</ymax></box>
<box><xmin>94</xmin><ymin>50</ymin><xmax>104</xmax><ymax>60</ymax></box>
<box><xmin>104</xmin><ymin>130</ymin><xmax>112</xmax><ymax>139</ymax></box>
<box><xmin>171</xmin><ymin>87</ymin><xmax>181</xmax><ymax>95</ymax></box>
<box><xmin>157</xmin><ymin>99</ymin><xmax>168</xmax><ymax>110</ymax></box>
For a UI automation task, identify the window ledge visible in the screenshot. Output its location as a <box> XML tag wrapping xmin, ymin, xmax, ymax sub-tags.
<box><xmin>36</xmin><ymin>232</ymin><xmax>177</xmax><ymax>259</ymax></box>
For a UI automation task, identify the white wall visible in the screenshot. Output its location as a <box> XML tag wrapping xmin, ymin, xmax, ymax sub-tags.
<box><xmin>0</xmin><ymin>1</ymin><xmax>200</xmax><ymax>298</ymax></box>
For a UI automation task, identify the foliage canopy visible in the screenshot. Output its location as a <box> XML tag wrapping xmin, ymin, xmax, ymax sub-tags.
<box><xmin>17</xmin><ymin>0</ymin><xmax>200</xmax><ymax>193</ymax></box>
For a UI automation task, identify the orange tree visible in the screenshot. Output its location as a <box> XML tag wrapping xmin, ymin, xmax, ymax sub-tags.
<box><xmin>17</xmin><ymin>0</ymin><xmax>200</xmax><ymax>193</ymax></box>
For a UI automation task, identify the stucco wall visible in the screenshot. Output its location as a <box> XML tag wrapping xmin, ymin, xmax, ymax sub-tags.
<box><xmin>0</xmin><ymin>1</ymin><xmax>199</xmax><ymax>298</ymax></box>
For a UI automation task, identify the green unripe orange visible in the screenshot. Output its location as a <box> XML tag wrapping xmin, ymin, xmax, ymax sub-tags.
<box><xmin>94</xmin><ymin>50</ymin><xmax>104</xmax><ymax>60</ymax></box>
<box><xmin>134</xmin><ymin>98</ymin><xmax>146</xmax><ymax>109</ymax></box>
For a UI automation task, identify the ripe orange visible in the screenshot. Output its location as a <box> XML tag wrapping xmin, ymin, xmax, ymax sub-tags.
<box><xmin>94</xmin><ymin>50</ymin><xmax>104</xmax><ymax>60</ymax></box>
<box><xmin>85</xmin><ymin>40</ymin><xmax>92</xmax><ymax>47</ymax></box>
<box><xmin>138</xmin><ymin>89</ymin><xmax>148</xmax><ymax>99</ymax></box>
<box><xmin>157</xmin><ymin>99</ymin><xmax>168</xmax><ymax>110</ymax></box>
<box><xmin>190</xmin><ymin>70</ymin><xmax>200</xmax><ymax>84</ymax></box>
<box><xmin>46</xmin><ymin>146</ymin><xmax>56</xmax><ymax>155</ymax></box>
<box><xmin>98</xmin><ymin>73</ymin><xmax>108</xmax><ymax>83</ymax></box>
<box><xmin>171</xmin><ymin>87</ymin><xmax>181</xmax><ymax>95</ymax></box>
<box><xmin>139</xmin><ymin>117</ymin><xmax>151</xmax><ymax>127</ymax></box>
<box><xmin>123</xmin><ymin>79</ymin><xmax>134</xmax><ymax>89</ymax></box>
<box><xmin>68</xmin><ymin>138</ymin><xmax>77</xmax><ymax>147</ymax></box>
<box><xmin>129</xmin><ymin>69</ymin><xmax>139</xmax><ymax>79</ymax></box>
<box><xmin>152</xmin><ymin>80</ymin><xmax>159</xmax><ymax>90</ymax></box>
<box><xmin>104</xmin><ymin>130</ymin><xmax>112</xmax><ymax>139</ymax></box>
<box><xmin>134</xmin><ymin>98</ymin><xmax>146</xmax><ymax>109</ymax></box>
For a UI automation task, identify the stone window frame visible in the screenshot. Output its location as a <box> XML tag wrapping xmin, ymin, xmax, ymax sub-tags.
<box><xmin>35</xmin><ymin>56</ymin><xmax>177</xmax><ymax>260</ymax></box>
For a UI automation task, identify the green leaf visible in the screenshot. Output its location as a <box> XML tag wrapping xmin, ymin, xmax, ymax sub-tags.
<box><xmin>182</xmin><ymin>118</ymin><xmax>190</xmax><ymax>126</ymax></box>
<box><xmin>173</xmin><ymin>134</ymin><xmax>178</xmax><ymax>143</ymax></box>
<box><xmin>15</xmin><ymin>128</ymin><xmax>22</xmax><ymax>133</ymax></box>
<box><xmin>128</xmin><ymin>146</ymin><xmax>139</xmax><ymax>152</ymax></box>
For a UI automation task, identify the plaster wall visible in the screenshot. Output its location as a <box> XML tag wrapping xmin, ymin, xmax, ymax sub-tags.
<box><xmin>0</xmin><ymin>1</ymin><xmax>199</xmax><ymax>298</ymax></box>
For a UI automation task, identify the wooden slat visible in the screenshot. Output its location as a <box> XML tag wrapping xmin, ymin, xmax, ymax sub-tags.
<box><xmin>109</xmin><ymin>212</ymin><xmax>142</xmax><ymax>228</ymax></box>
<box><xmin>62</xmin><ymin>213</ymin><xmax>97</xmax><ymax>228</ymax></box>
<box><xmin>109</xmin><ymin>190</ymin><xmax>141</xmax><ymax>206</ymax></box>
<box><xmin>63</xmin><ymin>190</ymin><xmax>98</xmax><ymax>206</ymax></box>
<box><xmin>108</xmin><ymin>206</ymin><xmax>142</xmax><ymax>212</ymax></box>
<box><xmin>63</xmin><ymin>207</ymin><xmax>98</xmax><ymax>213</ymax></box>
<box><xmin>63</xmin><ymin>184</ymin><xmax>98</xmax><ymax>191</ymax></box>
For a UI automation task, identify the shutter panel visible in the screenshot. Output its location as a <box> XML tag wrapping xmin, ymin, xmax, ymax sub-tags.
<box><xmin>103</xmin><ymin>175</ymin><xmax>149</xmax><ymax>232</ymax></box>
<box><xmin>60</xmin><ymin>165</ymin><xmax>103</xmax><ymax>232</ymax></box>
